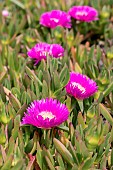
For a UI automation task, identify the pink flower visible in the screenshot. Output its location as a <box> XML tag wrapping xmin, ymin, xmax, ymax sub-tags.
<box><xmin>68</xmin><ymin>6</ymin><xmax>98</xmax><ymax>22</ymax></box>
<box><xmin>65</xmin><ymin>72</ymin><xmax>98</xmax><ymax>100</ymax></box>
<box><xmin>2</xmin><ymin>9</ymin><xmax>9</xmax><ymax>17</ymax></box>
<box><xmin>49</xmin><ymin>44</ymin><xmax>64</xmax><ymax>58</ymax></box>
<box><xmin>21</xmin><ymin>98</ymin><xmax>70</xmax><ymax>129</ymax></box>
<box><xmin>27</xmin><ymin>42</ymin><xmax>64</xmax><ymax>64</ymax></box>
<box><xmin>40</xmin><ymin>10</ymin><xmax>71</xmax><ymax>28</ymax></box>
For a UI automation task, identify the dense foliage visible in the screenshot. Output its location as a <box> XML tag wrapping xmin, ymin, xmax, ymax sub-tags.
<box><xmin>0</xmin><ymin>0</ymin><xmax>113</xmax><ymax>169</ymax></box>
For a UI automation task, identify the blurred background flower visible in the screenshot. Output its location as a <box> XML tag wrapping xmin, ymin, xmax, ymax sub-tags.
<box><xmin>68</xmin><ymin>6</ymin><xmax>98</xmax><ymax>22</ymax></box>
<box><xmin>27</xmin><ymin>42</ymin><xmax>64</xmax><ymax>64</ymax></box>
<box><xmin>40</xmin><ymin>10</ymin><xmax>71</xmax><ymax>28</ymax></box>
<box><xmin>2</xmin><ymin>9</ymin><xmax>9</xmax><ymax>17</ymax></box>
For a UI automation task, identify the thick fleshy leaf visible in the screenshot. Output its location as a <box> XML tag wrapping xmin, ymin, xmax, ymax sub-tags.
<box><xmin>53</xmin><ymin>138</ymin><xmax>74</xmax><ymax>166</ymax></box>
<box><xmin>99</xmin><ymin>103</ymin><xmax>113</xmax><ymax>126</ymax></box>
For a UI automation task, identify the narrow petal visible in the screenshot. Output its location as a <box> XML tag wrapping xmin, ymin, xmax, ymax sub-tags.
<box><xmin>40</xmin><ymin>10</ymin><xmax>71</xmax><ymax>29</ymax></box>
<box><xmin>65</xmin><ymin>72</ymin><xmax>98</xmax><ymax>100</ymax></box>
<box><xmin>21</xmin><ymin>98</ymin><xmax>70</xmax><ymax>129</ymax></box>
<box><xmin>68</xmin><ymin>6</ymin><xmax>98</xmax><ymax>22</ymax></box>
<box><xmin>27</xmin><ymin>43</ymin><xmax>64</xmax><ymax>64</ymax></box>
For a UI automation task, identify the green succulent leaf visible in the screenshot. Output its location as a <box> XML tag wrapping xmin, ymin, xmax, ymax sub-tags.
<box><xmin>82</xmin><ymin>154</ymin><xmax>97</xmax><ymax>170</ymax></box>
<box><xmin>99</xmin><ymin>103</ymin><xmax>113</xmax><ymax>126</ymax></box>
<box><xmin>53</xmin><ymin>138</ymin><xmax>74</xmax><ymax>166</ymax></box>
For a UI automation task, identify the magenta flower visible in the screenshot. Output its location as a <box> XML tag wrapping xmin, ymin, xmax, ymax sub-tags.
<box><xmin>2</xmin><ymin>9</ymin><xmax>9</xmax><ymax>17</ymax></box>
<box><xmin>49</xmin><ymin>44</ymin><xmax>64</xmax><ymax>58</ymax></box>
<box><xmin>40</xmin><ymin>10</ymin><xmax>71</xmax><ymax>28</ymax></box>
<box><xmin>65</xmin><ymin>72</ymin><xmax>98</xmax><ymax>100</ymax></box>
<box><xmin>27</xmin><ymin>42</ymin><xmax>64</xmax><ymax>64</ymax></box>
<box><xmin>68</xmin><ymin>6</ymin><xmax>98</xmax><ymax>22</ymax></box>
<box><xmin>21</xmin><ymin>98</ymin><xmax>70</xmax><ymax>129</ymax></box>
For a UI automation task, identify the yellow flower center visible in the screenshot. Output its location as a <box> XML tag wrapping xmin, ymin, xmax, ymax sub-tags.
<box><xmin>71</xmin><ymin>82</ymin><xmax>86</xmax><ymax>94</ymax></box>
<box><xmin>38</xmin><ymin>111</ymin><xmax>55</xmax><ymax>120</ymax></box>
<box><xmin>50</xmin><ymin>18</ymin><xmax>59</xmax><ymax>23</ymax></box>
<box><xmin>76</xmin><ymin>11</ymin><xmax>87</xmax><ymax>16</ymax></box>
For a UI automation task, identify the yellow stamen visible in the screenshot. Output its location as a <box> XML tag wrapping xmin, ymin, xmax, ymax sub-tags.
<box><xmin>76</xmin><ymin>11</ymin><xmax>87</xmax><ymax>16</ymax></box>
<box><xmin>38</xmin><ymin>111</ymin><xmax>55</xmax><ymax>120</ymax></box>
<box><xmin>71</xmin><ymin>82</ymin><xmax>85</xmax><ymax>94</ymax></box>
<box><xmin>50</xmin><ymin>18</ymin><xmax>59</xmax><ymax>23</ymax></box>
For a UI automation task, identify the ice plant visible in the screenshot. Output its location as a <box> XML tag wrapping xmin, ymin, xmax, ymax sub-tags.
<box><xmin>65</xmin><ymin>72</ymin><xmax>98</xmax><ymax>100</ymax></box>
<box><xmin>49</xmin><ymin>44</ymin><xmax>64</xmax><ymax>58</ymax></box>
<box><xmin>21</xmin><ymin>98</ymin><xmax>70</xmax><ymax>129</ymax></box>
<box><xmin>40</xmin><ymin>10</ymin><xmax>71</xmax><ymax>28</ymax></box>
<box><xmin>68</xmin><ymin>6</ymin><xmax>98</xmax><ymax>22</ymax></box>
<box><xmin>2</xmin><ymin>9</ymin><xmax>9</xmax><ymax>17</ymax></box>
<box><xmin>27</xmin><ymin>42</ymin><xmax>64</xmax><ymax>64</ymax></box>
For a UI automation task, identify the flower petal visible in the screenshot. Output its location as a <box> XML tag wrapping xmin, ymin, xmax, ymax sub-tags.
<box><xmin>40</xmin><ymin>10</ymin><xmax>71</xmax><ymax>28</ymax></box>
<box><xmin>68</xmin><ymin>6</ymin><xmax>98</xmax><ymax>22</ymax></box>
<box><xmin>21</xmin><ymin>98</ymin><xmax>70</xmax><ymax>129</ymax></box>
<box><xmin>65</xmin><ymin>72</ymin><xmax>98</xmax><ymax>100</ymax></box>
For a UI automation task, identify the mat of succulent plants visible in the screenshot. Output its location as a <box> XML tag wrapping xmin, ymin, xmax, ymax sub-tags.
<box><xmin>0</xmin><ymin>0</ymin><xmax>113</xmax><ymax>170</ymax></box>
